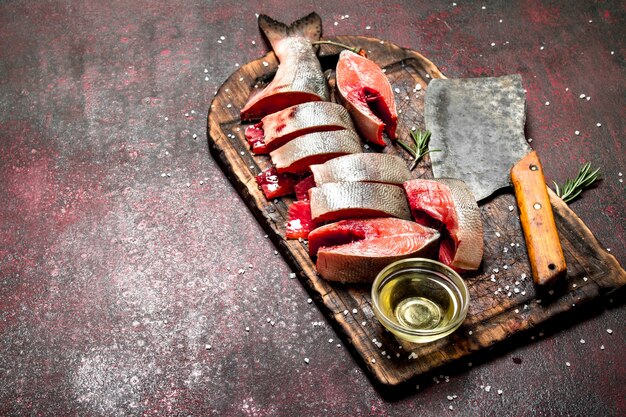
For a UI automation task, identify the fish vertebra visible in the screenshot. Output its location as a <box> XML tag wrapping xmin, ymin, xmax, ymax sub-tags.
<box><xmin>240</xmin><ymin>13</ymin><xmax>329</xmax><ymax>121</ymax></box>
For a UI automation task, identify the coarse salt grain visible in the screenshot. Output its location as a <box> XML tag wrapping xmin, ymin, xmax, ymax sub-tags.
<box><xmin>304</xmin><ymin>357</ymin><xmax>309</xmax><ymax>364</ymax></box>
<box><xmin>307</xmin><ymin>298</ymin><xmax>312</xmax><ymax>304</ymax></box>
<box><xmin>498</xmin><ymin>389</ymin><xmax>503</xmax><ymax>395</ymax></box>
<box><xmin>566</xmin><ymin>362</ymin><xmax>571</xmax><ymax>367</ymax></box>
<box><xmin>485</xmin><ymin>385</ymin><xmax>491</xmax><ymax>392</ymax></box>
<box><xmin>607</xmin><ymin>329</ymin><xmax>613</xmax><ymax>334</ymax></box>
<box><xmin>580</xmin><ymin>339</ymin><xmax>585</xmax><ymax>344</ymax></box>
<box><xmin>545</xmin><ymin>101</ymin><xmax>550</xmax><ymax>106</ymax></box>
<box><xmin>601</xmin><ymin>345</ymin><xmax>605</xmax><ymax>350</ymax></box>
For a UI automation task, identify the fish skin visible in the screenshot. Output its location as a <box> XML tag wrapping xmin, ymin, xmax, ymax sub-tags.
<box><xmin>336</xmin><ymin>50</ymin><xmax>397</xmax><ymax>146</ymax></box>
<box><xmin>256</xmin><ymin>102</ymin><xmax>355</xmax><ymax>154</ymax></box>
<box><xmin>309</xmin><ymin>182</ymin><xmax>411</xmax><ymax>223</ymax></box>
<box><xmin>310</xmin><ymin>153</ymin><xmax>411</xmax><ymax>186</ymax></box>
<box><xmin>404</xmin><ymin>178</ymin><xmax>484</xmax><ymax>271</ymax></box>
<box><xmin>240</xmin><ymin>13</ymin><xmax>329</xmax><ymax>121</ymax></box>
<box><xmin>269</xmin><ymin>129</ymin><xmax>362</xmax><ymax>173</ymax></box>
<box><xmin>309</xmin><ymin>218</ymin><xmax>440</xmax><ymax>283</ymax></box>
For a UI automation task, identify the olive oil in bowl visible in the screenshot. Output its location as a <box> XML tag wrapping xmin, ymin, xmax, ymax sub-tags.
<box><xmin>371</xmin><ymin>258</ymin><xmax>469</xmax><ymax>343</ymax></box>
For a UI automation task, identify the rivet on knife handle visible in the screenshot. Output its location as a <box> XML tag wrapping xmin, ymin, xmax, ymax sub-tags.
<box><xmin>510</xmin><ymin>150</ymin><xmax>567</xmax><ymax>285</ymax></box>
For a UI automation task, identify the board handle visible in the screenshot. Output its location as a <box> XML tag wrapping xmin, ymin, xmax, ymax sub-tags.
<box><xmin>511</xmin><ymin>151</ymin><xmax>567</xmax><ymax>285</ymax></box>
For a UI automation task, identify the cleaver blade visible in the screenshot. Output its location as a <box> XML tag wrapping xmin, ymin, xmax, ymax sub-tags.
<box><xmin>425</xmin><ymin>74</ymin><xmax>566</xmax><ymax>285</ymax></box>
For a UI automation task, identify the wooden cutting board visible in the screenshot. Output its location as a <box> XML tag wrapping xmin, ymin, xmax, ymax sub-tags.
<box><xmin>207</xmin><ymin>36</ymin><xmax>626</xmax><ymax>388</ymax></box>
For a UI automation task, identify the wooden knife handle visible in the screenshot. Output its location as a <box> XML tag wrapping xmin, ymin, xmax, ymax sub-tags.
<box><xmin>510</xmin><ymin>151</ymin><xmax>567</xmax><ymax>285</ymax></box>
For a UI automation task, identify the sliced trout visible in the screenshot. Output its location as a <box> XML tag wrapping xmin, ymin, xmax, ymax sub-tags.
<box><xmin>336</xmin><ymin>50</ymin><xmax>397</xmax><ymax>146</ymax></box>
<box><xmin>404</xmin><ymin>178</ymin><xmax>484</xmax><ymax>271</ymax></box>
<box><xmin>308</xmin><ymin>218</ymin><xmax>440</xmax><ymax>283</ymax></box>
<box><xmin>240</xmin><ymin>13</ymin><xmax>329</xmax><ymax>121</ymax></box>
<box><xmin>269</xmin><ymin>130</ymin><xmax>361</xmax><ymax>174</ymax></box>
<box><xmin>309</xmin><ymin>182</ymin><xmax>411</xmax><ymax>223</ymax></box>
<box><xmin>310</xmin><ymin>153</ymin><xmax>411</xmax><ymax>186</ymax></box>
<box><xmin>246</xmin><ymin>102</ymin><xmax>355</xmax><ymax>154</ymax></box>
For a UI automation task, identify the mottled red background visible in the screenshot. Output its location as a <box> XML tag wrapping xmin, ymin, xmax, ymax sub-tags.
<box><xmin>0</xmin><ymin>1</ymin><xmax>624</xmax><ymax>416</ymax></box>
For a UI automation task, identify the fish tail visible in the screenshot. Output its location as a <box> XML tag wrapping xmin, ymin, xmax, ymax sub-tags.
<box><xmin>258</xmin><ymin>12</ymin><xmax>322</xmax><ymax>49</ymax></box>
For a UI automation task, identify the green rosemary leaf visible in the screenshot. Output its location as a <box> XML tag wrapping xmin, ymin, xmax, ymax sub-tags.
<box><xmin>554</xmin><ymin>162</ymin><xmax>602</xmax><ymax>203</ymax></box>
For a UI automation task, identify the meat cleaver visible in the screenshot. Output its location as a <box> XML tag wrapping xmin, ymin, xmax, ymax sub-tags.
<box><xmin>425</xmin><ymin>74</ymin><xmax>566</xmax><ymax>285</ymax></box>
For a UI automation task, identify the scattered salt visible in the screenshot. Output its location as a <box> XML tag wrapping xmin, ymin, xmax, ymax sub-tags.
<box><xmin>607</xmin><ymin>329</ymin><xmax>613</xmax><ymax>334</ymax></box>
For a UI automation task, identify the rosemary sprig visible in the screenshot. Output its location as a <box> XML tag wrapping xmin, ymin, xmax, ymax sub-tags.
<box><xmin>552</xmin><ymin>162</ymin><xmax>601</xmax><ymax>203</ymax></box>
<box><xmin>397</xmin><ymin>129</ymin><xmax>440</xmax><ymax>170</ymax></box>
<box><xmin>311</xmin><ymin>40</ymin><xmax>367</xmax><ymax>57</ymax></box>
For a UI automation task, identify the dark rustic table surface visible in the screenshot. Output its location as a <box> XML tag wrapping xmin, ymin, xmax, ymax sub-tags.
<box><xmin>1</xmin><ymin>1</ymin><xmax>624</xmax><ymax>416</ymax></box>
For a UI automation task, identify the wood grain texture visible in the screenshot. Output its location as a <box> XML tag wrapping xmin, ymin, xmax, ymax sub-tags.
<box><xmin>207</xmin><ymin>36</ymin><xmax>626</xmax><ymax>387</ymax></box>
<box><xmin>511</xmin><ymin>151</ymin><xmax>567</xmax><ymax>285</ymax></box>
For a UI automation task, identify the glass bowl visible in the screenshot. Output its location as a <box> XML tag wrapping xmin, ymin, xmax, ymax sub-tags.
<box><xmin>371</xmin><ymin>258</ymin><xmax>470</xmax><ymax>343</ymax></box>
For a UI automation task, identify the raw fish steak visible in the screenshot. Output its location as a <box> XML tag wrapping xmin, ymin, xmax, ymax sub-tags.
<box><xmin>240</xmin><ymin>13</ymin><xmax>329</xmax><ymax>120</ymax></box>
<box><xmin>269</xmin><ymin>129</ymin><xmax>361</xmax><ymax>173</ymax></box>
<box><xmin>246</xmin><ymin>102</ymin><xmax>355</xmax><ymax>154</ymax></box>
<box><xmin>310</xmin><ymin>153</ymin><xmax>411</xmax><ymax>186</ymax></box>
<box><xmin>336</xmin><ymin>50</ymin><xmax>397</xmax><ymax>146</ymax></box>
<box><xmin>404</xmin><ymin>178</ymin><xmax>484</xmax><ymax>271</ymax></box>
<box><xmin>309</xmin><ymin>182</ymin><xmax>411</xmax><ymax>223</ymax></box>
<box><xmin>308</xmin><ymin>218</ymin><xmax>440</xmax><ymax>282</ymax></box>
